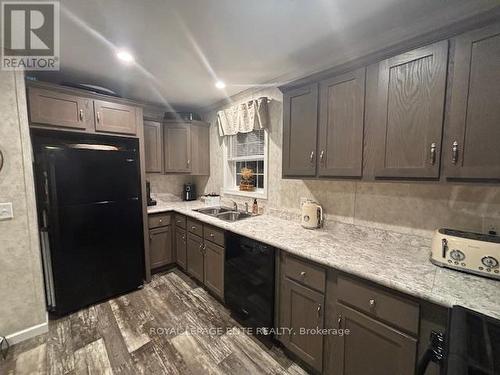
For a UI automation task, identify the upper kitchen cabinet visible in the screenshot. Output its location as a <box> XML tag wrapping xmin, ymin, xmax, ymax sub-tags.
<box><xmin>282</xmin><ymin>83</ymin><xmax>319</xmax><ymax>177</ymax></box>
<box><xmin>164</xmin><ymin>122</ymin><xmax>192</xmax><ymax>173</ymax></box>
<box><xmin>162</xmin><ymin>120</ymin><xmax>210</xmax><ymax>175</ymax></box>
<box><xmin>28</xmin><ymin>87</ymin><xmax>93</xmax><ymax>131</ymax></box>
<box><xmin>94</xmin><ymin>100</ymin><xmax>138</xmax><ymax>135</ymax></box>
<box><xmin>372</xmin><ymin>41</ymin><xmax>448</xmax><ymax>179</ymax></box>
<box><xmin>443</xmin><ymin>23</ymin><xmax>500</xmax><ymax>181</ymax></box>
<box><xmin>143</xmin><ymin>121</ymin><xmax>163</xmax><ymax>173</ymax></box>
<box><xmin>318</xmin><ymin>68</ymin><xmax>366</xmax><ymax>177</ymax></box>
<box><xmin>190</xmin><ymin>122</ymin><xmax>210</xmax><ymax>175</ymax></box>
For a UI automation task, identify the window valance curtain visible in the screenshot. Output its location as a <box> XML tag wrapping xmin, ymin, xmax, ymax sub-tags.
<box><xmin>217</xmin><ymin>97</ymin><xmax>269</xmax><ymax>136</ymax></box>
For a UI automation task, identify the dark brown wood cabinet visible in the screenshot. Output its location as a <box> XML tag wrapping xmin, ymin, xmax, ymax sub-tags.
<box><xmin>28</xmin><ymin>87</ymin><xmax>93</xmax><ymax>130</ymax></box>
<box><xmin>373</xmin><ymin>41</ymin><xmax>448</xmax><ymax>179</ymax></box>
<box><xmin>443</xmin><ymin>23</ymin><xmax>500</xmax><ymax>180</ymax></box>
<box><xmin>143</xmin><ymin>121</ymin><xmax>163</xmax><ymax>173</ymax></box>
<box><xmin>164</xmin><ymin>123</ymin><xmax>192</xmax><ymax>173</ymax></box>
<box><xmin>149</xmin><ymin>226</ymin><xmax>173</xmax><ymax>269</ymax></box>
<box><xmin>203</xmin><ymin>241</ymin><xmax>224</xmax><ymax>299</ymax></box>
<box><xmin>280</xmin><ymin>278</ymin><xmax>324</xmax><ymax>372</ymax></box>
<box><xmin>318</xmin><ymin>68</ymin><xmax>366</xmax><ymax>177</ymax></box>
<box><xmin>175</xmin><ymin>228</ymin><xmax>187</xmax><ymax>270</ymax></box>
<box><xmin>332</xmin><ymin>303</ymin><xmax>417</xmax><ymax>375</ymax></box>
<box><xmin>190</xmin><ymin>122</ymin><xmax>210</xmax><ymax>175</ymax></box>
<box><xmin>186</xmin><ymin>233</ymin><xmax>204</xmax><ymax>282</ymax></box>
<box><xmin>94</xmin><ymin>99</ymin><xmax>137</xmax><ymax>135</ymax></box>
<box><xmin>283</xmin><ymin>83</ymin><xmax>319</xmax><ymax>177</ymax></box>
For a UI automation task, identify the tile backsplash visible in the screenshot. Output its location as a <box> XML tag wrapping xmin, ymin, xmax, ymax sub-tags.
<box><xmin>193</xmin><ymin>87</ymin><xmax>500</xmax><ymax>238</ymax></box>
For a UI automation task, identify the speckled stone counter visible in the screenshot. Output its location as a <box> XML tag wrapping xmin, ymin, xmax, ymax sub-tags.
<box><xmin>148</xmin><ymin>198</ymin><xmax>500</xmax><ymax>320</ymax></box>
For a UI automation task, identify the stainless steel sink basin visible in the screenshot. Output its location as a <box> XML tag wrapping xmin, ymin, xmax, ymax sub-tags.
<box><xmin>216</xmin><ymin>211</ymin><xmax>253</xmax><ymax>222</ymax></box>
<box><xmin>194</xmin><ymin>207</ymin><xmax>232</xmax><ymax>216</ymax></box>
<box><xmin>194</xmin><ymin>206</ymin><xmax>254</xmax><ymax>222</ymax></box>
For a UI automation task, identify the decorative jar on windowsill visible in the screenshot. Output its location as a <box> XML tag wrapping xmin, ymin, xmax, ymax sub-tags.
<box><xmin>239</xmin><ymin>167</ymin><xmax>255</xmax><ymax>192</ymax></box>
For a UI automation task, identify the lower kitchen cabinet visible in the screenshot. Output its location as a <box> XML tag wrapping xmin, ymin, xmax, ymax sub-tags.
<box><xmin>203</xmin><ymin>241</ymin><xmax>224</xmax><ymax>299</ymax></box>
<box><xmin>280</xmin><ymin>278</ymin><xmax>325</xmax><ymax>372</ymax></box>
<box><xmin>186</xmin><ymin>233</ymin><xmax>204</xmax><ymax>282</ymax></box>
<box><xmin>332</xmin><ymin>303</ymin><xmax>417</xmax><ymax>375</ymax></box>
<box><xmin>175</xmin><ymin>227</ymin><xmax>187</xmax><ymax>270</ymax></box>
<box><xmin>149</xmin><ymin>226</ymin><xmax>173</xmax><ymax>269</ymax></box>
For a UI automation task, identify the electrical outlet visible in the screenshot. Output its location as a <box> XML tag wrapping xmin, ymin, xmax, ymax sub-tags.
<box><xmin>0</xmin><ymin>202</ymin><xmax>13</xmax><ymax>221</ymax></box>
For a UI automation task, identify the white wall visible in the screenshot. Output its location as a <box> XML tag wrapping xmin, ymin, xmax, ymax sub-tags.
<box><xmin>0</xmin><ymin>71</ymin><xmax>47</xmax><ymax>343</ymax></box>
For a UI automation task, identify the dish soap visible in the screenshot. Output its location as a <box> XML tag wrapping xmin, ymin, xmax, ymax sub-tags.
<box><xmin>252</xmin><ymin>198</ymin><xmax>258</xmax><ymax>215</ymax></box>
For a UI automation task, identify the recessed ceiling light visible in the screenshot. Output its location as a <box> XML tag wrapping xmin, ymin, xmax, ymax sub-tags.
<box><xmin>116</xmin><ymin>50</ymin><xmax>134</xmax><ymax>64</ymax></box>
<box><xmin>215</xmin><ymin>80</ymin><xmax>226</xmax><ymax>89</ymax></box>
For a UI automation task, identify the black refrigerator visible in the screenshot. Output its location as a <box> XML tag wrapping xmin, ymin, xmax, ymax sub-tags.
<box><xmin>32</xmin><ymin>130</ymin><xmax>144</xmax><ymax>316</ymax></box>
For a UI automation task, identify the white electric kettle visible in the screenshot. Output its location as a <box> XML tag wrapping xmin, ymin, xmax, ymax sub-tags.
<box><xmin>301</xmin><ymin>200</ymin><xmax>323</xmax><ymax>229</ymax></box>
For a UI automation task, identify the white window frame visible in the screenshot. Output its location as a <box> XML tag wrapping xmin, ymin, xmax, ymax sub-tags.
<box><xmin>222</xmin><ymin>130</ymin><xmax>268</xmax><ymax>199</ymax></box>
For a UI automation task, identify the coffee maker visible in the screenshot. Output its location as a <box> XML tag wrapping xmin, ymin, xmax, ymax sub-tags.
<box><xmin>146</xmin><ymin>181</ymin><xmax>157</xmax><ymax>206</ymax></box>
<box><xmin>183</xmin><ymin>183</ymin><xmax>197</xmax><ymax>201</ymax></box>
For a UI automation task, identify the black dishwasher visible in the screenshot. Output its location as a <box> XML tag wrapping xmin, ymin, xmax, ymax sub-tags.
<box><xmin>225</xmin><ymin>232</ymin><xmax>275</xmax><ymax>342</ymax></box>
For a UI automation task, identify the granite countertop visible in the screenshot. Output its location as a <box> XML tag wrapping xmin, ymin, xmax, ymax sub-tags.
<box><xmin>148</xmin><ymin>197</ymin><xmax>500</xmax><ymax>320</ymax></box>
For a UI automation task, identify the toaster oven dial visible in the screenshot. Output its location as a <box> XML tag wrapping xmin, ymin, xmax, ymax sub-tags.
<box><xmin>481</xmin><ymin>256</ymin><xmax>499</xmax><ymax>269</ymax></box>
<box><xmin>450</xmin><ymin>250</ymin><xmax>466</xmax><ymax>262</ymax></box>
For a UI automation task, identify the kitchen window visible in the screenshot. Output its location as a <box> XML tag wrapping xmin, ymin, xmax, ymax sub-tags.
<box><xmin>223</xmin><ymin>129</ymin><xmax>268</xmax><ymax>199</ymax></box>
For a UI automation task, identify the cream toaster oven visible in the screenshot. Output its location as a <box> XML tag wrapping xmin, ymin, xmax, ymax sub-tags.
<box><xmin>431</xmin><ymin>229</ymin><xmax>500</xmax><ymax>280</ymax></box>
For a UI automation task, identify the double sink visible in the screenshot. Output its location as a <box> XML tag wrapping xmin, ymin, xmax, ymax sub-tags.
<box><xmin>194</xmin><ymin>206</ymin><xmax>254</xmax><ymax>222</ymax></box>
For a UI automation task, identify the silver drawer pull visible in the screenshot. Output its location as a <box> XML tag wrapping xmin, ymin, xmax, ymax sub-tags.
<box><xmin>191</xmin><ymin>226</ymin><xmax>196</xmax><ymax>230</ymax></box>
<box><xmin>79</xmin><ymin>109</ymin><xmax>84</xmax><ymax>121</ymax></box>
<box><xmin>159</xmin><ymin>219</ymin><xmax>163</xmax><ymax>223</ymax></box>
<box><xmin>309</xmin><ymin>151</ymin><xmax>314</xmax><ymax>163</ymax></box>
<box><xmin>369</xmin><ymin>299</ymin><xmax>376</xmax><ymax>309</ymax></box>
<box><xmin>337</xmin><ymin>315</ymin><xmax>342</xmax><ymax>329</ymax></box>
<box><xmin>319</xmin><ymin>150</ymin><xmax>324</xmax><ymax>163</ymax></box>
<box><xmin>97</xmin><ymin>111</ymin><xmax>101</xmax><ymax>123</ymax></box>
<box><xmin>210</xmin><ymin>233</ymin><xmax>215</xmax><ymax>238</ymax></box>
<box><xmin>317</xmin><ymin>305</ymin><xmax>321</xmax><ymax>317</ymax></box>
<box><xmin>300</xmin><ymin>271</ymin><xmax>306</xmax><ymax>277</ymax></box>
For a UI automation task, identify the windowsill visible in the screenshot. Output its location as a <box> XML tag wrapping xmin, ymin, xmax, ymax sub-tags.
<box><xmin>222</xmin><ymin>188</ymin><xmax>268</xmax><ymax>200</ymax></box>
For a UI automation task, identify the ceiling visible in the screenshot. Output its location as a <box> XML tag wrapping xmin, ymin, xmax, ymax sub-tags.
<box><xmin>32</xmin><ymin>0</ymin><xmax>500</xmax><ymax>110</ymax></box>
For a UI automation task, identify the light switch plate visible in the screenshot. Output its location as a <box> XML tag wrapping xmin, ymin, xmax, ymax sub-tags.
<box><xmin>0</xmin><ymin>202</ymin><xmax>14</xmax><ymax>220</ymax></box>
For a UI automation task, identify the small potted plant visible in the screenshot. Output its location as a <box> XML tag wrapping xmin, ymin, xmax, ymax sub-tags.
<box><xmin>239</xmin><ymin>167</ymin><xmax>255</xmax><ymax>191</ymax></box>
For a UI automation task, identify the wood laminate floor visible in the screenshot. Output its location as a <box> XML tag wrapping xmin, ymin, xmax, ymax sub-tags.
<box><xmin>1</xmin><ymin>269</ymin><xmax>308</xmax><ymax>375</ymax></box>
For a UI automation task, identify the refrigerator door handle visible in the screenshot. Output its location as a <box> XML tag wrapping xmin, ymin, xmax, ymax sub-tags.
<box><xmin>40</xmin><ymin>228</ymin><xmax>56</xmax><ymax>309</ymax></box>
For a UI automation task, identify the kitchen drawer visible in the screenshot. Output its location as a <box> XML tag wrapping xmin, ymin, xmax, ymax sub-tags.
<box><xmin>174</xmin><ymin>214</ymin><xmax>186</xmax><ymax>229</ymax></box>
<box><xmin>187</xmin><ymin>218</ymin><xmax>203</xmax><ymax>237</ymax></box>
<box><xmin>283</xmin><ymin>254</ymin><xmax>326</xmax><ymax>293</ymax></box>
<box><xmin>203</xmin><ymin>225</ymin><xmax>224</xmax><ymax>247</ymax></box>
<box><xmin>337</xmin><ymin>276</ymin><xmax>420</xmax><ymax>335</ymax></box>
<box><xmin>148</xmin><ymin>213</ymin><xmax>171</xmax><ymax>229</ymax></box>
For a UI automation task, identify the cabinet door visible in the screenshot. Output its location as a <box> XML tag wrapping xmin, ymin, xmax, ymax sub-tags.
<box><xmin>186</xmin><ymin>233</ymin><xmax>204</xmax><ymax>282</ymax></box>
<box><xmin>175</xmin><ymin>228</ymin><xmax>187</xmax><ymax>270</ymax></box>
<box><xmin>144</xmin><ymin>121</ymin><xmax>162</xmax><ymax>173</ymax></box>
<box><xmin>283</xmin><ymin>84</ymin><xmax>318</xmax><ymax>177</ymax></box>
<box><xmin>204</xmin><ymin>241</ymin><xmax>224</xmax><ymax>300</ymax></box>
<box><xmin>94</xmin><ymin>100</ymin><xmax>137</xmax><ymax>135</ymax></box>
<box><xmin>28</xmin><ymin>87</ymin><xmax>93</xmax><ymax>130</ymax></box>
<box><xmin>149</xmin><ymin>226</ymin><xmax>173</xmax><ymax>269</ymax></box>
<box><xmin>281</xmin><ymin>278</ymin><xmax>324</xmax><ymax>372</ymax></box>
<box><xmin>190</xmin><ymin>123</ymin><xmax>210</xmax><ymax>175</ymax></box>
<box><xmin>333</xmin><ymin>303</ymin><xmax>417</xmax><ymax>375</ymax></box>
<box><xmin>443</xmin><ymin>23</ymin><xmax>500</xmax><ymax>180</ymax></box>
<box><xmin>318</xmin><ymin>68</ymin><xmax>365</xmax><ymax>177</ymax></box>
<box><xmin>164</xmin><ymin>124</ymin><xmax>192</xmax><ymax>173</ymax></box>
<box><xmin>373</xmin><ymin>41</ymin><xmax>448</xmax><ymax>178</ymax></box>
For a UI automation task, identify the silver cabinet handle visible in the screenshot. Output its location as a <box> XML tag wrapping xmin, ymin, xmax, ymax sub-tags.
<box><xmin>191</xmin><ymin>226</ymin><xmax>196</xmax><ymax>230</ymax></box>
<box><xmin>317</xmin><ymin>305</ymin><xmax>321</xmax><ymax>317</ymax></box>
<box><xmin>300</xmin><ymin>271</ymin><xmax>306</xmax><ymax>277</ymax></box>
<box><xmin>430</xmin><ymin>143</ymin><xmax>436</xmax><ymax>165</ymax></box>
<box><xmin>452</xmin><ymin>141</ymin><xmax>459</xmax><ymax>164</ymax></box>
<box><xmin>309</xmin><ymin>151</ymin><xmax>315</xmax><ymax>163</ymax></box>
<box><xmin>369</xmin><ymin>299</ymin><xmax>376</xmax><ymax>309</ymax></box>
<box><xmin>337</xmin><ymin>315</ymin><xmax>342</xmax><ymax>329</ymax></box>
<box><xmin>319</xmin><ymin>150</ymin><xmax>324</xmax><ymax>163</ymax></box>
<box><xmin>210</xmin><ymin>233</ymin><xmax>215</xmax><ymax>238</ymax></box>
<box><xmin>96</xmin><ymin>111</ymin><xmax>101</xmax><ymax>123</ymax></box>
<box><xmin>187</xmin><ymin>159</ymin><xmax>190</xmax><ymax>167</ymax></box>
<box><xmin>79</xmin><ymin>109</ymin><xmax>84</xmax><ymax>121</ymax></box>
<box><xmin>181</xmin><ymin>235</ymin><xmax>185</xmax><ymax>241</ymax></box>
